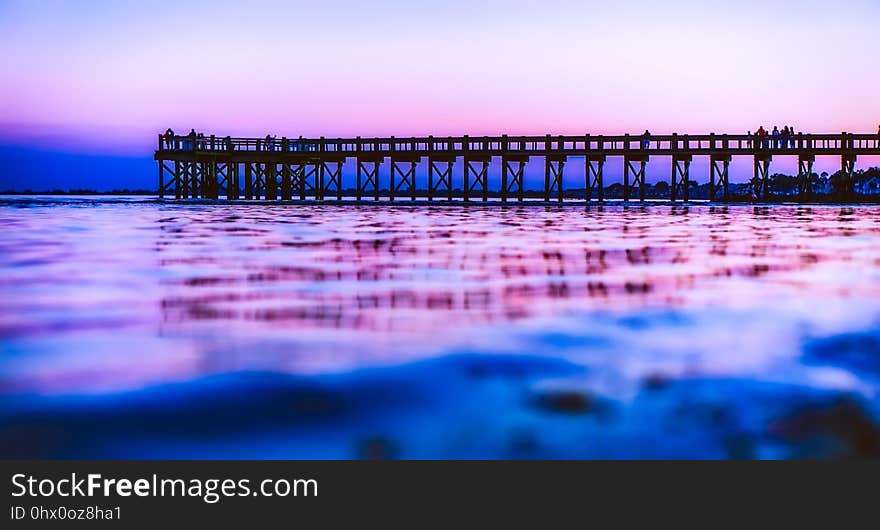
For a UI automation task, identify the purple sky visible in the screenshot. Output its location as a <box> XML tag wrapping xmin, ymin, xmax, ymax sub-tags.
<box><xmin>1</xmin><ymin>0</ymin><xmax>878</xmax><ymax>190</ymax></box>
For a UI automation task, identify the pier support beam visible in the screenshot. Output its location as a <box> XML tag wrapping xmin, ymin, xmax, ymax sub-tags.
<box><xmin>429</xmin><ymin>156</ymin><xmax>455</xmax><ymax>201</ymax></box>
<box><xmin>249</xmin><ymin>162</ymin><xmax>266</xmax><ymax>200</ymax></box>
<box><xmin>501</xmin><ymin>155</ymin><xmax>528</xmax><ymax>202</ymax></box>
<box><xmin>671</xmin><ymin>155</ymin><xmax>692</xmax><ymax>202</ymax></box>
<box><xmin>281</xmin><ymin>163</ymin><xmax>292</xmax><ymax>200</ymax></box>
<box><xmin>225</xmin><ymin>162</ymin><xmax>239</xmax><ymax>200</ymax></box>
<box><xmin>184</xmin><ymin>161</ymin><xmax>196</xmax><ymax>198</ymax></box>
<box><xmin>157</xmin><ymin>160</ymin><xmax>177</xmax><ymax>199</ymax></box>
<box><xmin>208</xmin><ymin>161</ymin><xmax>220</xmax><ymax>199</ymax></box>
<box><xmin>214</xmin><ymin>162</ymin><xmax>224</xmax><ymax>199</ymax></box>
<box><xmin>212</xmin><ymin>162</ymin><xmax>223</xmax><ymax>199</ymax></box>
<box><xmin>585</xmin><ymin>156</ymin><xmax>605</xmax><ymax>203</ymax></box>
<box><xmin>190</xmin><ymin>161</ymin><xmax>200</xmax><ymax>199</ymax></box>
<box><xmin>322</xmin><ymin>156</ymin><xmax>345</xmax><ymax>201</ymax></box>
<box><xmin>193</xmin><ymin>161</ymin><xmax>203</xmax><ymax>199</ymax></box>
<box><xmin>464</xmin><ymin>156</ymin><xmax>490</xmax><ymax>202</ymax></box>
<box><xmin>196</xmin><ymin>162</ymin><xmax>206</xmax><ymax>198</ymax></box>
<box><xmin>292</xmin><ymin>161</ymin><xmax>320</xmax><ymax>200</ymax></box>
<box><xmin>244</xmin><ymin>163</ymin><xmax>253</xmax><ymax>199</ymax></box>
<box><xmin>265</xmin><ymin>163</ymin><xmax>277</xmax><ymax>200</ymax></box>
<box><xmin>754</xmin><ymin>154</ymin><xmax>771</xmax><ymax>201</ymax></box>
<box><xmin>214</xmin><ymin>162</ymin><xmax>223</xmax><ymax>199</ymax></box>
<box><xmin>196</xmin><ymin>162</ymin><xmax>205</xmax><ymax>199</ymax></box>
<box><xmin>797</xmin><ymin>155</ymin><xmax>815</xmax><ymax>202</ymax></box>
<box><xmin>390</xmin><ymin>156</ymin><xmax>419</xmax><ymax>201</ymax></box>
<box><xmin>173</xmin><ymin>161</ymin><xmax>182</xmax><ymax>199</ymax></box>
<box><xmin>209</xmin><ymin>161</ymin><xmax>224</xmax><ymax>200</ymax></box>
<box><xmin>840</xmin><ymin>154</ymin><xmax>857</xmax><ymax>200</ymax></box>
<box><xmin>198</xmin><ymin>162</ymin><xmax>207</xmax><ymax>198</ymax></box>
<box><xmin>158</xmin><ymin>159</ymin><xmax>165</xmax><ymax>199</ymax></box>
<box><xmin>544</xmin><ymin>155</ymin><xmax>566</xmax><ymax>202</ymax></box>
<box><xmin>624</xmin><ymin>155</ymin><xmax>648</xmax><ymax>202</ymax></box>
<box><xmin>181</xmin><ymin>161</ymin><xmax>196</xmax><ymax>199</ymax></box>
<box><xmin>356</xmin><ymin>156</ymin><xmax>382</xmax><ymax>201</ymax></box>
<box><xmin>709</xmin><ymin>155</ymin><xmax>730</xmax><ymax>202</ymax></box>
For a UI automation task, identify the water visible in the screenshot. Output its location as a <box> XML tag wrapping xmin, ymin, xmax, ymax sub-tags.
<box><xmin>1</xmin><ymin>197</ymin><xmax>879</xmax><ymax>459</ymax></box>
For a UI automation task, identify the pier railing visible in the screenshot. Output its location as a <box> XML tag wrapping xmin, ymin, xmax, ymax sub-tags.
<box><xmin>158</xmin><ymin>133</ymin><xmax>880</xmax><ymax>156</ymax></box>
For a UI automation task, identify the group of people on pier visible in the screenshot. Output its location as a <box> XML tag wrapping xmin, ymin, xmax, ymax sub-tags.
<box><xmin>261</xmin><ymin>135</ymin><xmax>316</xmax><ymax>152</ymax></box>
<box><xmin>749</xmin><ymin>126</ymin><xmax>798</xmax><ymax>149</ymax></box>
<box><xmin>161</xmin><ymin>128</ymin><xmax>318</xmax><ymax>152</ymax></box>
<box><xmin>163</xmin><ymin>128</ymin><xmax>209</xmax><ymax>151</ymax></box>
<box><xmin>639</xmin><ymin>125</ymin><xmax>880</xmax><ymax>151</ymax></box>
<box><xmin>639</xmin><ymin>128</ymin><xmax>802</xmax><ymax>150</ymax></box>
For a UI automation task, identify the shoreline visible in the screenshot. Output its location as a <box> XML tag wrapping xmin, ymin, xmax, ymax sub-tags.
<box><xmin>3</xmin><ymin>195</ymin><xmax>880</xmax><ymax>207</ymax></box>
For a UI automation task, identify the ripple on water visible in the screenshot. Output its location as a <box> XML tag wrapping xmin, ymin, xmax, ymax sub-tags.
<box><xmin>1</xmin><ymin>199</ymin><xmax>879</xmax><ymax>458</ymax></box>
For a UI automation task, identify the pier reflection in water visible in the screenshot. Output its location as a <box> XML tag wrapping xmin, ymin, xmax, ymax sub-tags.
<box><xmin>1</xmin><ymin>198</ymin><xmax>879</xmax><ymax>458</ymax></box>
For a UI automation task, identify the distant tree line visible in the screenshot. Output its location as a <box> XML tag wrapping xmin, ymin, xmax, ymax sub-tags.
<box><xmin>3</xmin><ymin>167</ymin><xmax>879</xmax><ymax>202</ymax></box>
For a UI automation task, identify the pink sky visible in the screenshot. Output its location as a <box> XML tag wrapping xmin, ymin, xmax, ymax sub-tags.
<box><xmin>0</xmin><ymin>0</ymin><xmax>878</xmax><ymax>184</ymax></box>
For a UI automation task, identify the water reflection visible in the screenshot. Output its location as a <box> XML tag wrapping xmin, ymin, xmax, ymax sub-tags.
<box><xmin>151</xmin><ymin>205</ymin><xmax>880</xmax><ymax>336</ymax></box>
<box><xmin>1</xmin><ymin>198</ymin><xmax>879</xmax><ymax>458</ymax></box>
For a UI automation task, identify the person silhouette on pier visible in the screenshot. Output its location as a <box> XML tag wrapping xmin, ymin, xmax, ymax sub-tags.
<box><xmin>781</xmin><ymin>126</ymin><xmax>790</xmax><ymax>149</ymax></box>
<box><xmin>756</xmin><ymin>126</ymin><xmax>767</xmax><ymax>149</ymax></box>
<box><xmin>187</xmin><ymin>128</ymin><xmax>196</xmax><ymax>151</ymax></box>
<box><xmin>771</xmin><ymin>126</ymin><xmax>780</xmax><ymax>149</ymax></box>
<box><xmin>789</xmin><ymin>125</ymin><xmax>796</xmax><ymax>148</ymax></box>
<box><xmin>642</xmin><ymin>130</ymin><xmax>651</xmax><ymax>149</ymax></box>
<box><xmin>164</xmin><ymin>128</ymin><xmax>174</xmax><ymax>150</ymax></box>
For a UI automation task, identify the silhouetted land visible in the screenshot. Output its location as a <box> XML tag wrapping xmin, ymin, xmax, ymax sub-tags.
<box><xmin>5</xmin><ymin>166</ymin><xmax>879</xmax><ymax>202</ymax></box>
<box><xmin>0</xmin><ymin>189</ymin><xmax>155</xmax><ymax>195</ymax></box>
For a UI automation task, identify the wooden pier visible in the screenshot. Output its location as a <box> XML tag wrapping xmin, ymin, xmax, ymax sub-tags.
<box><xmin>155</xmin><ymin>132</ymin><xmax>880</xmax><ymax>202</ymax></box>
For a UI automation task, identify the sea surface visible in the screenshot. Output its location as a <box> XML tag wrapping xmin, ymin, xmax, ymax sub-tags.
<box><xmin>1</xmin><ymin>196</ymin><xmax>879</xmax><ymax>459</ymax></box>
